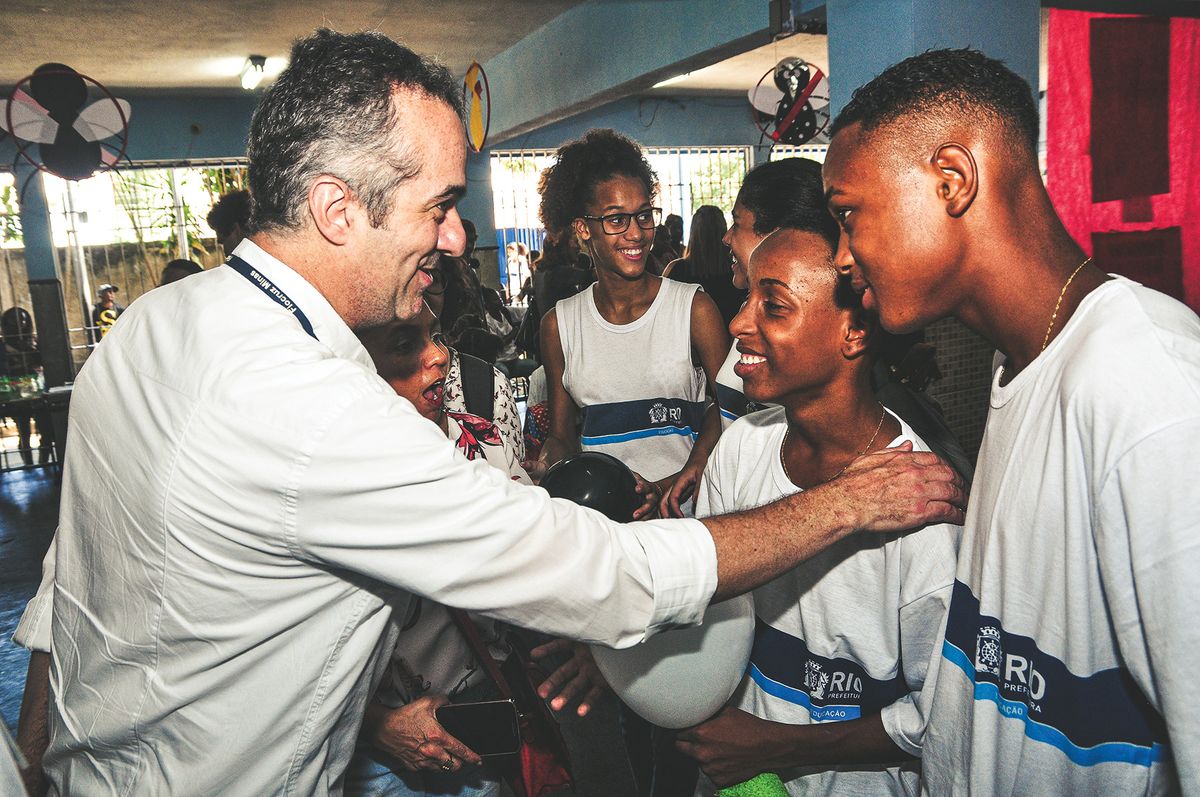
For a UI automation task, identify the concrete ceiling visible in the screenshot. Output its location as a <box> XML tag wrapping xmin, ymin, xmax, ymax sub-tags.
<box><xmin>0</xmin><ymin>2</ymin><xmax>1077</xmax><ymax>107</ymax></box>
<box><xmin>0</xmin><ymin>0</ymin><xmax>587</xmax><ymax>91</ymax></box>
<box><xmin>652</xmin><ymin>11</ymin><xmax>1054</xmax><ymax>98</ymax></box>
<box><xmin>648</xmin><ymin>33</ymin><xmax>829</xmax><ymax>95</ymax></box>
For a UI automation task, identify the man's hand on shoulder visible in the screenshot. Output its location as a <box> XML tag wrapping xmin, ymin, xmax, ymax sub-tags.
<box><xmin>812</xmin><ymin>441</ymin><xmax>967</xmax><ymax>532</ymax></box>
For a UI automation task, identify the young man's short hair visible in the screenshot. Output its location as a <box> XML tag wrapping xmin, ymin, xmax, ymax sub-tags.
<box><xmin>830</xmin><ymin>47</ymin><xmax>1038</xmax><ymax>157</ymax></box>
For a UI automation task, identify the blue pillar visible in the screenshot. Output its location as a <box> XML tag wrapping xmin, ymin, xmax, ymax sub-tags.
<box><xmin>15</xmin><ymin>164</ymin><xmax>75</xmax><ymax>388</ymax></box>
<box><xmin>826</xmin><ymin>0</ymin><xmax>1040</xmax><ymax>118</ymax></box>
<box><xmin>16</xmin><ymin>166</ymin><xmax>59</xmax><ymax>282</ymax></box>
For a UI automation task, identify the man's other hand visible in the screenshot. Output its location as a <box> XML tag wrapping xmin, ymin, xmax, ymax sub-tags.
<box><xmin>364</xmin><ymin>695</ymin><xmax>482</xmax><ymax>773</ymax></box>
<box><xmin>817</xmin><ymin>441</ymin><xmax>967</xmax><ymax>531</ymax></box>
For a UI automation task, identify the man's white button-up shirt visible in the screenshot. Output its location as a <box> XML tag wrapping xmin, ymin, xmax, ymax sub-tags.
<box><xmin>44</xmin><ymin>240</ymin><xmax>717</xmax><ymax>796</ymax></box>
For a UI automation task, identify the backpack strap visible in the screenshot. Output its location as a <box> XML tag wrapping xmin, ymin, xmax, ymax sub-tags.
<box><xmin>458</xmin><ymin>352</ymin><xmax>495</xmax><ymax>422</ymax></box>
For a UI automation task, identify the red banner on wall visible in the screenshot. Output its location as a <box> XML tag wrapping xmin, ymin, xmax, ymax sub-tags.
<box><xmin>1047</xmin><ymin>9</ymin><xmax>1200</xmax><ymax>309</ymax></box>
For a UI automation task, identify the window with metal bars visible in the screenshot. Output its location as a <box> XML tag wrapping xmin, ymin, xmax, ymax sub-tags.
<box><xmin>489</xmin><ymin>146</ymin><xmax>752</xmax><ymax>289</ymax></box>
<box><xmin>0</xmin><ymin>160</ymin><xmax>248</xmax><ymax>364</ymax></box>
<box><xmin>767</xmin><ymin>144</ymin><xmax>828</xmax><ymax>163</ymax></box>
<box><xmin>0</xmin><ymin>172</ymin><xmax>30</xmax><ymax>320</ymax></box>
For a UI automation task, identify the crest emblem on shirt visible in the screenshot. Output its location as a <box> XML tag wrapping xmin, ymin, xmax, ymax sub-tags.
<box><xmin>803</xmin><ymin>660</ymin><xmax>830</xmax><ymax>700</ymax></box>
<box><xmin>975</xmin><ymin>625</ymin><xmax>1003</xmax><ymax>677</ymax></box>
<box><xmin>648</xmin><ymin>402</ymin><xmax>668</xmax><ymax>424</ymax></box>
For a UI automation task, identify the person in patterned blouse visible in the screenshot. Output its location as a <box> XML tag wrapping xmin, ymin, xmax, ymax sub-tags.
<box><xmin>347</xmin><ymin>302</ymin><xmax>531</xmax><ymax>797</ymax></box>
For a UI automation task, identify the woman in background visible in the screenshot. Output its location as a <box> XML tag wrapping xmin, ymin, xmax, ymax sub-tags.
<box><xmin>662</xmin><ymin>205</ymin><xmax>744</xmax><ymax>327</ymax></box>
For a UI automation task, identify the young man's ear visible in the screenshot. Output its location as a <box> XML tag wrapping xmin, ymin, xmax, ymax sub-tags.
<box><xmin>841</xmin><ymin>308</ymin><xmax>874</xmax><ymax>360</ymax></box>
<box><xmin>308</xmin><ymin>175</ymin><xmax>356</xmax><ymax>245</ymax></box>
<box><xmin>932</xmin><ymin>143</ymin><xmax>978</xmax><ymax>218</ymax></box>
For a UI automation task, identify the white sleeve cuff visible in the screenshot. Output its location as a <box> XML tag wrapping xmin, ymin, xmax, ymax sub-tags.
<box><xmin>13</xmin><ymin>590</ymin><xmax>52</xmax><ymax>653</ymax></box>
<box><xmin>13</xmin><ymin>538</ymin><xmax>56</xmax><ymax>653</ymax></box>
<box><xmin>880</xmin><ymin>693</ymin><xmax>924</xmax><ymax>757</ymax></box>
<box><xmin>631</xmin><ymin>518</ymin><xmax>718</xmax><ymax>637</ymax></box>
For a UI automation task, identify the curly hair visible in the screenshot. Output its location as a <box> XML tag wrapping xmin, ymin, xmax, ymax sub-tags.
<box><xmin>537</xmin><ymin>129</ymin><xmax>657</xmax><ymax>239</ymax></box>
<box><xmin>830</xmin><ymin>48</ymin><xmax>1037</xmax><ymax>156</ymax></box>
<box><xmin>247</xmin><ymin>29</ymin><xmax>464</xmax><ymax>234</ymax></box>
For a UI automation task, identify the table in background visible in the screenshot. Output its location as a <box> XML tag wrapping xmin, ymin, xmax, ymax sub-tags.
<box><xmin>0</xmin><ymin>387</ymin><xmax>71</xmax><ymax>473</ymax></box>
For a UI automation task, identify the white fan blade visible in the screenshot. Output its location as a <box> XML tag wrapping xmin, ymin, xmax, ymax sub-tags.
<box><xmin>74</xmin><ymin>98</ymin><xmax>131</xmax><ymax>141</ymax></box>
<box><xmin>3</xmin><ymin>90</ymin><xmax>58</xmax><ymax>144</ymax></box>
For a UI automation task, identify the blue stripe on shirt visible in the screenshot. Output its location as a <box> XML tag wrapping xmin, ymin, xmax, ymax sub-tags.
<box><xmin>582</xmin><ymin>425</ymin><xmax>698</xmax><ymax>445</ymax></box>
<box><xmin>715</xmin><ymin>382</ymin><xmax>749</xmax><ymax>423</ymax></box>
<box><xmin>749</xmin><ymin>663</ymin><xmax>861</xmax><ymax>721</ymax></box>
<box><xmin>941</xmin><ymin>580</ymin><xmax>1168</xmax><ymax>768</ymax></box>
<box><xmin>942</xmin><ymin>642</ymin><xmax>1167</xmax><ymax>767</ymax></box>
<box><xmin>580</xmin><ymin>397</ymin><xmax>705</xmax><ymax>445</ymax></box>
<box><xmin>747</xmin><ymin>619</ymin><xmax>908</xmax><ymax>722</ymax></box>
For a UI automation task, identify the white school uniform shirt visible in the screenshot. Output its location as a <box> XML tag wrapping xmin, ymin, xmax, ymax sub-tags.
<box><xmin>922</xmin><ymin>277</ymin><xmax>1200</xmax><ymax>796</ymax></box>
<box><xmin>556</xmin><ymin>279</ymin><xmax>706</xmax><ymax>482</ymax></box>
<box><xmin>714</xmin><ymin>342</ymin><xmax>751</xmax><ymax>430</ymax></box>
<box><xmin>696</xmin><ymin>407</ymin><xmax>960</xmax><ymax>796</ymax></box>
<box><xmin>41</xmin><ymin>239</ymin><xmax>717</xmax><ymax>796</ymax></box>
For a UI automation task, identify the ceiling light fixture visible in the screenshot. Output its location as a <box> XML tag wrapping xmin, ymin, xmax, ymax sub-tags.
<box><xmin>240</xmin><ymin>55</ymin><xmax>267</xmax><ymax>90</ymax></box>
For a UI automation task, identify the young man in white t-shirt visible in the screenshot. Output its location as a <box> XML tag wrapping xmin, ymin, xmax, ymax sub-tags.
<box><xmin>676</xmin><ymin>225</ymin><xmax>960</xmax><ymax>795</ymax></box>
<box><xmin>824</xmin><ymin>48</ymin><xmax>1200</xmax><ymax>795</ymax></box>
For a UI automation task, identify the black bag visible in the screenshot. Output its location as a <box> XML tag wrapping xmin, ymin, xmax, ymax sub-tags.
<box><xmin>448</xmin><ymin>613</ymin><xmax>574</xmax><ymax>797</ymax></box>
<box><xmin>514</xmin><ymin>295</ymin><xmax>541</xmax><ymax>358</ymax></box>
<box><xmin>458</xmin><ymin>352</ymin><xmax>496</xmax><ymax>422</ymax></box>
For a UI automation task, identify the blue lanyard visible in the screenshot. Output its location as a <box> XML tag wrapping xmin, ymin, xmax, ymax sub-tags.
<box><xmin>226</xmin><ymin>255</ymin><xmax>317</xmax><ymax>340</ymax></box>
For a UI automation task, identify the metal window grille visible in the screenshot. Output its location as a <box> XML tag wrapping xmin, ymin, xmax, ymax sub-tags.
<box><xmin>489</xmin><ymin>150</ymin><xmax>556</xmax><ymax>292</ymax></box>
<box><xmin>0</xmin><ymin>172</ymin><xmax>30</xmax><ymax>318</ymax></box>
<box><xmin>29</xmin><ymin>159</ymin><xmax>248</xmax><ymax>364</ymax></box>
<box><xmin>489</xmin><ymin>145</ymin><xmax>752</xmax><ymax>287</ymax></box>
<box><xmin>767</xmin><ymin>144</ymin><xmax>828</xmax><ymax>163</ymax></box>
<box><xmin>644</xmin><ymin>146</ymin><xmax>752</xmax><ymax>226</ymax></box>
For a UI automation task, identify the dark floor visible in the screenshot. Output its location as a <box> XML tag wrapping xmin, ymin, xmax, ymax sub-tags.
<box><xmin>0</xmin><ymin>467</ymin><xmax>59</xmax><ymax>735</ymax></box>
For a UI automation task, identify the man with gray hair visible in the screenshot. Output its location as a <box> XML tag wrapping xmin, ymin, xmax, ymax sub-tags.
<box><xmin>35</xmin><ymin>29</ymin><xmax>964</xmax><ymax>795</ymax></box>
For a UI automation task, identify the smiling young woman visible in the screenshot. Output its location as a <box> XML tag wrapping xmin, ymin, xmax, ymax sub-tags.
<box><xmin>534</xmin><ymin>128</ymin><xmax>730</xmax><ymax>797</ymax></box>
<box><xmin>677</xmin><ymin>225</ymin><xmax>961</xmax><ymax>797</ymax></box>
<box><xmin>535</xmin><ymin>129</ymin><xmax>729</xmax><ymax>521</ymax></box>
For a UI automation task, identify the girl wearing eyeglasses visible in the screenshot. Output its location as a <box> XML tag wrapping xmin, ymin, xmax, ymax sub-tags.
<box><xmin>534</xmin><ymin>125</ymin><xmax>729</xmax><ymax>797</ymax></box>
<box><xmin>536</xmin><ymin>128</ymin><xmax>729</xmax><ymax>520</ymax></box>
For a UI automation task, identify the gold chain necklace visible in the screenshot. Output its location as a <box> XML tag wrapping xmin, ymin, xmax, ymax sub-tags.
<box><xmin>780</xmin><ymin>403</ymin><xmax>887</xmax><ymax>487</ymax></box>
<box><xmin>1041</xmin><ymin>257</ymin><xmax>1092</xmax><ymax>351</ymax></box>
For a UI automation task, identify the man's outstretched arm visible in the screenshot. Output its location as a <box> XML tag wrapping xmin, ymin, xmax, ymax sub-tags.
<box><xmin>705</xmin><ymin>443</ymin><xmax>965</xmax><ymax>600</ymax></box>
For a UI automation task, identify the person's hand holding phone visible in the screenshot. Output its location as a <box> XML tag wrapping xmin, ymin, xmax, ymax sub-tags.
<box><xmin>362</xmin><ymin>694</ymin><xmax>481</xmax><ymax>773</ymax></box>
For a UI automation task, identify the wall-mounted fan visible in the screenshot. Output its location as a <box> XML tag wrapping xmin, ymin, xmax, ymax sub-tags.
<box><xmin>2</xmin><ymin>63</ymin><xmax>131</xmax><ymax>196</ymax></box>
<box><xmin>749</xmin><ymin>57</ymin><xmax>830</xmax><ymax>146</ymax></box>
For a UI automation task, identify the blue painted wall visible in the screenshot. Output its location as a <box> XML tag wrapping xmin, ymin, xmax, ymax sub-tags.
<box><xmin>114</xmin><ymin>91</ymin><xmax>259</xmax><ymax>161</ymax></box>
<box><xmin>0</xmin><ymin>91</ymin><xmax>259</xmax><ymax>166</ymax></box>
<box><xmin>511</xmin><ymin>94</ymin><xmax>762</xmax><ymax>150</ymax></box>
<box><xmin>826</xmin><ymin>0</ymin><xmax>1040</xmax><ymax>117</ymax></box>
